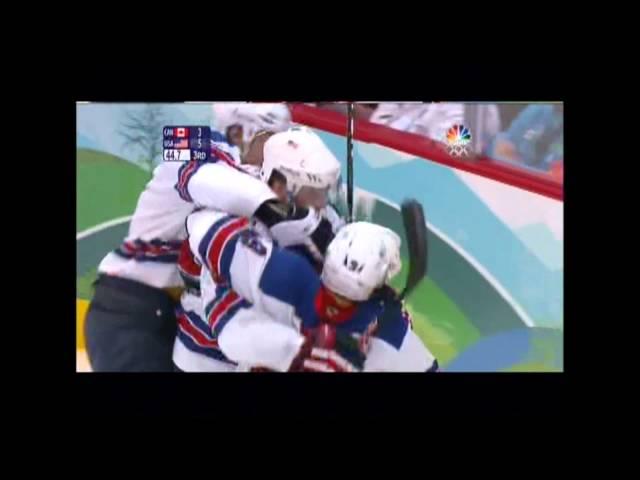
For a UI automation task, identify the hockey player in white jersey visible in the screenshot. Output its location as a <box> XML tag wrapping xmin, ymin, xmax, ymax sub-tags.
<box><xmin>183</xmin><ymin>212</ymin><xmax>438</xmax><ymax>372</ymax></box>
<box><xmin>84</xmin><ymin>122</ymin><xmax>334</xmax><ymax>372</ymax></box>
<box><xmin>172</xmin><ymin>127</ymin><xmax>346</xmax><ymax>372</ymax></box>
<box><xmin>257</xmin><ymin>126</ymin><xmax>346</xmax><ymax>258</ymax></box>
<box><xmin>261</xmin><ymin>127</ymin><xmax>345</xmax><ymax>219</ymax></box>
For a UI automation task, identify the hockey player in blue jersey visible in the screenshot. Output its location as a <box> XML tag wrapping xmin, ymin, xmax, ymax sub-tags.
<box><xmin>185</xmin><ymin>211</ymin><xmax>437</xmax><ymax>372</ymax></box>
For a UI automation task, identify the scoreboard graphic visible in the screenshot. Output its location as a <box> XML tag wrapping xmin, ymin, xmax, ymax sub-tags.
<box><xmin>163</xmin><ymin>126</ymin><xmax>211</xmax><ymax>162</ymax></box>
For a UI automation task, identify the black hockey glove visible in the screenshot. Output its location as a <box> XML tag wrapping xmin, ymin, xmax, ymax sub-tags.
<box><xmin>254</xmin><ymin>200</ymin><xmax>334</xmax><ymax>262</ymax></box>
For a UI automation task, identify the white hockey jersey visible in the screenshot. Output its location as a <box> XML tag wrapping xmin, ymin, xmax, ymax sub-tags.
<box><xmin>183</xmin><ymin>209</ymin><xmax>438</xmax><ymax>372</ymax></box>
<box><xmin>97</xmin><ymin>140</ymin><xmax>278</xmax><ymax>290</ymax></box>
<box><xmin>172</xmin><ymin>204</ymin><xmax>346</xmax><ymax>372</ymax></box>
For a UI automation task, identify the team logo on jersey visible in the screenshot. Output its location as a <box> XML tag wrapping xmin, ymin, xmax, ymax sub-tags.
<box><xmin>444</xmin><ymin>124</ymin><xmax>472</xmax><ymax>157</ymax></box>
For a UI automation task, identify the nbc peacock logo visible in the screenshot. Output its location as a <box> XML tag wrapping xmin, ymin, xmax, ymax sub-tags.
<box><xmin>444</xmin><ymin>124</ymin><xmax>472</xmax><ymax>157</ymax></box>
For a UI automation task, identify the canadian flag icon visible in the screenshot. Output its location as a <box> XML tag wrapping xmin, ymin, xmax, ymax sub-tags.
<box><xmin>176</xmin><ymin>127</ymin><xmax>188</xmax><ymax>138</ymax></box>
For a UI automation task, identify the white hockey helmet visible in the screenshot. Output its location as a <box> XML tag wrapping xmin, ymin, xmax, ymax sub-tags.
<box><xmin>241</xmin><ymin>103</ymin><xmax>291</xmax><ymax>144</ymax></box>
<box><xmin>321</xmin><ymin>222</ymin><xmax>402</xmax><ymax>302</ymax></box>
<box><xmin>261</xmin><ymin>126</ymin><xmax>341</xmax><ymax>196</ymax></box>
<box><xmin>212</xmin><ymin>103</ymin><xmax>291</xmax><ymax>145</ymax></box>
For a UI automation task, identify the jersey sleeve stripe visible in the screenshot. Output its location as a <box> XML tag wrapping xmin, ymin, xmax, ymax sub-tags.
<box><xmin>178</xmin><ymin>240</ymin><xmax>201</xmax><ymax>277</ymax></box>
<box><xmin>179</xmin><ymin>161</ymin><xmax>199</xmax><ymax>190</ymax></box>
<box><xmin>207</xmin><ymin>290</ymin><xmax>240</xmax><ymax>329</ymax></box>
<box><xmin>177</xmin><ymin>311</ymin><xmax>218</xmax><ymax>348</ymax></box>
<box><xmin>203</xmin><ymin>217</ymin><xmax>249</xmax><ymax>284</ymax></box>
<box><xmin>211</xmin><ymin>144</ymin><xmax>240</xmax><ymax>167</ymax></box>
<box><xmin>198</xmin><ymin>215</ymin><xmax>236</xmax><ymax>269</ymax></box>
<box><xmin>175</xmin><ymin>305</ymin><xmax>238</xmax><ymax>364</ymax></box>
<box><xmin>211</xmin><ymin>298</ymin><xmax>252</xmax><ymax>338</ymax></box>
<box><xmin>211</xmin><ymin>218</ymin><xmax>249</xmax><ymax>283</ymax></box>
<box><xmin>114</xmin><ymin>238</ymin><xmax>183</xmax><ymax>263</ymax></box>
<box><xmin>203</xmin><ymin>284</ymin><xmax>227</xmax><ymax>318</ymax></box>
<box><xmin>175</xmin><ymin>161</ymin><xmax>202</xmax><ymax>202</ymax></box>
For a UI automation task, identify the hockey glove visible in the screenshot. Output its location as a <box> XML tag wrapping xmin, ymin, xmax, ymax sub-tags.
<box><xmin>289</xmin><ymin>324</ymin><xmax>365</xmax><ymax>373</ymax></box>
<box><xmin>255</xmin><ymin>200</ymin><xmax>334</xmax><ymax>262</ymax></box>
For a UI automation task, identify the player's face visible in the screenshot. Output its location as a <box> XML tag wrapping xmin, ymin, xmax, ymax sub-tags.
<box><xmin>226</xmin><ymin>125</ymin><xmax>243</xmax><ymax>147</ymax></box>
<box><xmin>294</xmin><ymin>186</ymin><xmax>330</xmax><ymax>211</ymax></box>
<box><xmin>267</xmin><ymin>169</ymin><xmax>289</xmax><ymax>204</ymax></box>
<box><xmin>271</xmin><ymin>179</ymin><xmax>288</xmax><ymax>203</ymax></box>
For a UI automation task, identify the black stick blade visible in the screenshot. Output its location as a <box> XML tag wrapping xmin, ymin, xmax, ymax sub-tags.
<box><xmin>346</xmin><ymin>102</ymin><xmax>354</xmax><ymax>223</ymax></box>
<box><xmin>399</xmin><ymin>199</ymin><xmax>428</xmax><ymax>300</ymax></box>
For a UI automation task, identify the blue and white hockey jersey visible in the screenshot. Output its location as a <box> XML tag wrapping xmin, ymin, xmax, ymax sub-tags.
<box><xmin>172</xmin><ymin>202</ymin><xmax>347</xmax><ymax>372</ymax></box>
<box><xmin>180</xmin><ymin>209</ymin><xmax>437</xmax><ymax>372</ymax></box>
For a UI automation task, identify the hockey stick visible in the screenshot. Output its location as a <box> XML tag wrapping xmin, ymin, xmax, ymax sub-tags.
<box><xmin>398</xmin><ymin>199</ymin><xmax>428</xmax><ymax>301</ymax></box>
<box><xmin>346</xmin><ymin>102</ymin><xmax>355</xmax><ymax>223</ymax></box>
<box><xmin>316</xmin><ymin>200</ymin><xmax>428</xmax><ymax>359</ymax></box>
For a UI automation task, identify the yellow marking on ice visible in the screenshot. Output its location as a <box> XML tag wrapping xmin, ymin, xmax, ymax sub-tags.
<box><xmin>76</xmin><ymin>299</ymin><xmax>89</xmax><ymax>350</ymax></box>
